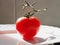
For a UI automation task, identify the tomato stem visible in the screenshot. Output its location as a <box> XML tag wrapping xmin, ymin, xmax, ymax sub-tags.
<box><xmin>23</xmin><ymin>1</ymin><xmax>47</xmax><ymax>18</ymax></box>
<box><xmin>24</xmin><ymin>12</ymin><xmax>34</xmax><ymax>18</ymax></box>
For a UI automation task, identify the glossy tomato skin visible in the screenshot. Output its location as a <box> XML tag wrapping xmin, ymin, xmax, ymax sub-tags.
<box><xmin>16</xmin><ymin>17</ymin><xmax>40</xmax><ymax>40</ymax></box>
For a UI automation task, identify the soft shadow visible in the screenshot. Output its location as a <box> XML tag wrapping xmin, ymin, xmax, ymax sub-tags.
<box><xmin>24</xmin><ymin>37</ymin><xmax>46</xmax><ymax>44</ymax></box>
<box><xmin>17</xmin><ymin>37</ymin><xmax>46</xmax><ymax>45</ymax></box>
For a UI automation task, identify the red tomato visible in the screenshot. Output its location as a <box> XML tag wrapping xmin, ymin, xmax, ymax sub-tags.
<box><xmin>16</xmin><ymin>16</ymin><xmax>40</xmax><ymax>40</ymax></box>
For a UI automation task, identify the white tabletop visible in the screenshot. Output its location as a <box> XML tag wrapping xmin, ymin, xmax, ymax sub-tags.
<box><xmin>0</xmin><ymin>24</ymin><xmax>60</xmax><ymax>45</ymax></box>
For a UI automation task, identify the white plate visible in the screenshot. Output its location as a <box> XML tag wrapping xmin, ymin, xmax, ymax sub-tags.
<box><xmin>0</xmin><ymin>35</ymin><xmax>18</xmax><ymax>45</ymax></box>
<box><xmin>0</xmin><ymin>24</ymin><xmax>60</xmax><ymax>45</ymax></box>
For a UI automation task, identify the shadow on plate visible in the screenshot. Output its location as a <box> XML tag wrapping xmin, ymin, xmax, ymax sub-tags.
<box><xmin>17</xmin><ymin>37</ymin><xmax>46</xmax><ymax>45</ymax></box>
